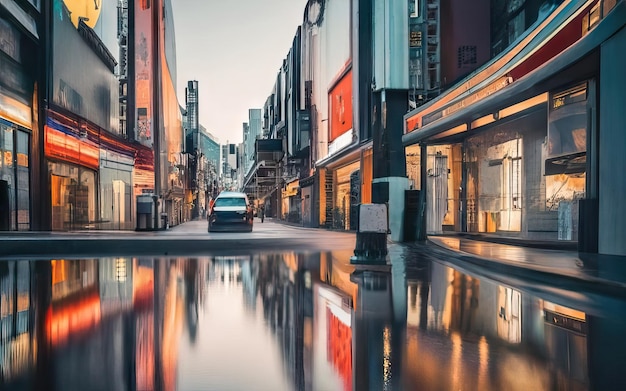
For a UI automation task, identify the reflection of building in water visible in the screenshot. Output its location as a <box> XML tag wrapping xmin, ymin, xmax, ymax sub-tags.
<box><xmin>313</xmin><ymin>283</ymin><xmax>352</xmax><ymax>391</ymax></box>
<box><xmin>542</xmin><ymin>301</ymin><xmax>588</xmax><ymax>388</ymax></box>
<box><xmin>48</xmin><ymin>259</ymin><xmax>100</xmax><ymax>347</ymax></box>
<box><xmin>134</xmin><ymin>258</ymin><xmax>185</xmax><ymax>391</ymax></box>
<box><xmin>161</xmin><ymin>261</ymin><xmax>185</xmax><ymax>391</ymax></box>
<box><xmin>496</xmin><ymin>286</ymin><xmax>521</xmax><ymax>343</ymax></box>
<box><xmin>248</xmin><ymin>253</ymin><xmax>318</xmax><ymax>390</ymax></box>
<box><xmin>0</xmin><ymin>261</ymin><xmax>35</xmax><ymax>383</ymax></box>
<box><xmin>240</xmin><ymin>256</ymin><xmax>259</xmax><ymax>309</ymax></box>
<box><xmin>134</xmin><ymin>259</ymin><xmax>155</xmax><ymax>391</ymax></box>
<box><xmin>320</xmin><ymin>251</ymin><xmax>357</xmax><ymax>308</ymax></box>
<box><xmin>210</xmin><ymin>256</ymin><xmax>244</xmax><ymax>286</ymax></box>
<box><xmin>99</xmin><ymin>257</ymin><xmax>133</xmax><ymax>317</ymax></box>
<box><xmin>404</xmin><ymin>258</ymin><xmax>594</xmax><ymax>390</ymax></box>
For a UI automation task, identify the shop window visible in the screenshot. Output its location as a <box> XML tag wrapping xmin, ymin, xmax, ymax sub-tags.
<box><xmin>478</xmin><ymin>138</ymin><xmax>523</xmax><ymax>232</ymax></box>
<box><xmin>409</xmin><ymin>0</ymin><xmax>420</xmax><ymax>18</ymax></box>
<box><xmin>426</xmin><ymin>148</ymin><xmax>449</xmax><ymax>233</ymax></box>
<box><xmin>16</xmin><ymin>131</ymin><xmax>29</xmax><ymax>230</ymax></box>
<box><xmin>49</xmin><ymin>162</ymin><xmax>97</xmax><ymax>230</ymax></box>
<box><xmin>405</xmin><ymin>145</ymin><xmax>421</xmax><ymax>190</ymax></box>
<box><xmin>545</xmin><ymin>83</ymin><xmax>587</xmax><ymax>175</ymax></box>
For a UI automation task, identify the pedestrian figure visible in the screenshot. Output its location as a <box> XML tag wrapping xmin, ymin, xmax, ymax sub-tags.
<box><xmin>259</xmin><ymin>204</ymin><xmax>265</xmax><ymax>223</ymax></box>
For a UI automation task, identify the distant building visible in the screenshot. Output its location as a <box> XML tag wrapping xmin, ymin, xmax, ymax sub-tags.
<box><xmin>243</xmin><ymin>109</ymin><xmax>263</xmax><ymax>176</ymax></box>
<box><xmin>185</xmin><ymin>80</ymin><xmax>199</xmax><ymax>153</ymax></box>
<box><xmin>221</xmin><ymin>143</ymin><xmax>239</xmax><ymax>190</ymax></box>
<box><xmin>242</xmin><ymin>122</ymin><xmax>250</xmax><ymax>174</ymax></box>
<box><xmin>199</xmin><ymin>126</ymin><xmax>220</xmax><ymax>178</ymax></box>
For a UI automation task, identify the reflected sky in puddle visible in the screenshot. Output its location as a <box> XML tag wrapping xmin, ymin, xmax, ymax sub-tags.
<box><xmin>1</xmin><ymin>251</ymin><xmax>625</xmax><ymax>390</ymax></box>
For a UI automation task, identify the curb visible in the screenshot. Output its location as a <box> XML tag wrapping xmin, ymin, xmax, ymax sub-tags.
<box><xmin>423</xmin><ymin>239</ymin><xmax>626</xmax><ymax>296</ymax></box>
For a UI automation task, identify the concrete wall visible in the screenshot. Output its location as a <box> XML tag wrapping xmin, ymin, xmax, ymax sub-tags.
<box><xmin>599</xmin><ymin>26</ymin><xmax>626</xmax><ymax>256</ymax></box>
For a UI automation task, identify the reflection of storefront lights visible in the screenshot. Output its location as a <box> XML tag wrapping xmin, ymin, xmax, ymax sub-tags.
<box><xmin>383</xmin><ymin>326</ymin><xmax>392</xmax><ymax>388</ymax></box>
<box><xmin>116</xmin><ymin>258</ymin><xmax>127</xmax><ymax>282</ymax></box>
<box><xmin>304</xmin><ymin>271</ymin><xmax>311</xmax><ymax>289</ymax></box>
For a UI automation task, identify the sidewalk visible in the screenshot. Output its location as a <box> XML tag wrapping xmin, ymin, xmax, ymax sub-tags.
<box><xmin>407</xmin><ymin>235</ymin><xmax>626</xmax><ymax>294</ymax></box>
<box><xmin>270</xmin><ymin>218</ymin><xmax>626</xmax><ymax>294</ymax></box>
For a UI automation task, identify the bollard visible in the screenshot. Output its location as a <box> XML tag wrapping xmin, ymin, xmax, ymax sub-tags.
<box><xmin>351</xmin><ymin>204</ymin><xmax>389</xmax><ymax>265</ymax></box>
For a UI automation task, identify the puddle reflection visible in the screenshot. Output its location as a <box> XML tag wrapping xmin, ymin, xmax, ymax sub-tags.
<box><xmin>0</xmin><ymin>251</ymin><xmax>624</xmax><ymax>390</ymax></box>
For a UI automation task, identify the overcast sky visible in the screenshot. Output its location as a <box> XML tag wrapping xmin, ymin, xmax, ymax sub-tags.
<box><xmin>173</xmin><ymin>0</ymin><xmax>307</xmax><ymax>145</ymax></box>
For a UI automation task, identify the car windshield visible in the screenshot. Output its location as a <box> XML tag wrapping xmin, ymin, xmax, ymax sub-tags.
<box><xmin>214</xmin><ymin>197</ymin><xmax>247</xmax><ymax>207</ymax></box>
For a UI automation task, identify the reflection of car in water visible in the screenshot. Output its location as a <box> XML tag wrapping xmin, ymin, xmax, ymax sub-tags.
<box><xmin>208</xmin><ymin>192</ymin><xmax>254</xmax><ymax>232</ymax></box>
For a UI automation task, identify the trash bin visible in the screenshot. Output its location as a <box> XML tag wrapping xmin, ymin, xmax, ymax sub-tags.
<box><xmin>136</xmin><ymin>194</ymin><xmax>154</xmax><ymax>230</ymax></box>
<box><xmin>161</xmin><ymin>213</ymin><xmax>169</xmax><ymax>230</ymax></box>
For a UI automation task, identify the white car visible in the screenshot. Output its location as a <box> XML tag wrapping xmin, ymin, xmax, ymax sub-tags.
<box><xmin>208</xmin><ymin>192</ymin><xmax>254</xmax><ymax>232</ymax></box>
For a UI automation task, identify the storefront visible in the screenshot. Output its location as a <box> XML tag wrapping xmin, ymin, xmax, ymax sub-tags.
<box><xmin>45</xmin><ymin>115</ymin><xmax>99</xmax><ymax>231</ymax></box>
<box><xmin>282</xmin><ymin>178</ymin><xmax>300</xmax><ymax>222</ymax></box>
<box><xmin>316</xmin><ymin>144</ymin><xmax>373</xmax><ymax>231</ymax></box>
<box><xmin>403</xmin><ymin>0</ymin><xmax>625</xmax><ymax>250</ymax></box>
<box><xmin>0</xmin><ymin>9</ymin><xmax>37</xmax><ymax>231</ymax></box>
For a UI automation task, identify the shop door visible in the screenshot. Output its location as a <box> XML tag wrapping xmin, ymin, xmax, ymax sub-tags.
<box><xmin>427</xmin><ymin>154</ymin><xmax>448</xmax><ymax>234</ymax></box>
<box><xmin>349</xmin><ymin>170</ymin><xmax>360</xmax><ymax>230</ymax></box>
<box><xmin>51</xmin><ymin>175</ymin><xmax>71</xmax><ymax>231</ymax></box>
<box><xmin>112</xmin><ymin>180</ymin><xmax>125</xmax><ymax>229</ymax></box>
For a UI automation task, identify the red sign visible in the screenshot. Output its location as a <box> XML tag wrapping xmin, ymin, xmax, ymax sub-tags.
<box><xmin>327</xmin><ymin>307</ymin><xmax>352</xmax><ymax>391</ymax></box>
<box><xmin>45</xmin><ymin>126</ymin><xmax>99</xmax><ymax>169</ymax></box>
<box><xmin>329</xmin><ymin>70</ymin><xmax>353</xmax><ymax>143</ymax></box>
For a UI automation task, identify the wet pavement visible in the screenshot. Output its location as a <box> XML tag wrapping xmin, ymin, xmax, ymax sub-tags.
<box><xmin>2</xmin><ymin>248</ymin><xmax>626</xmax><ymax>390</ymax></box>
<box><xmin>0</xmin><ymin>219</ymin><xmax>357</xmax><ymax>258</ymax></box>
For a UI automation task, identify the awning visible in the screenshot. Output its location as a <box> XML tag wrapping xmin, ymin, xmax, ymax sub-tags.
<box><xmin>316</xmin><ymin>140</ymin><xmax>372</xmax><ymax>170</ymax></box>
<box><xmin>402</xmin><ymin>1</ymin><xmax>625</xmax><ymax>146</ymax></box>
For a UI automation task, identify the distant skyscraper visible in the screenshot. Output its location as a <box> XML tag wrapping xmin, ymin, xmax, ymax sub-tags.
<box><xmin>199</xmin><ymin>126</ymin><xmax>221</xmax><ymax>177</ymax></box>
<box><xmin>185</xmin><ymin>80</ymin><xmax>199</xmax><ymax>153</ymax></box>
<box><xmin>244</xmin><ymin>109</ymin><xmax>262</xmax><ymax>175</ymax></box>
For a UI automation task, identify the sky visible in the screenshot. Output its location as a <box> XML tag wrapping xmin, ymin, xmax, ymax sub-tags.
<box><xmin>172</xmin><ymin>0</ymin><xmax>308</xmax><ymax>145</ymax></box>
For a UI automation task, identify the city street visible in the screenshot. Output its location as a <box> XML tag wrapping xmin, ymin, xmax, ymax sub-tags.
<box><xmin>0</xmin><ymin>218</ymin><xmax>357</xmax><ymax>258</ymax></box>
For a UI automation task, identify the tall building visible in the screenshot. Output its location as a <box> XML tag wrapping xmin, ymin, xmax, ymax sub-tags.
<box><xmin>244</xmin><ymin>109</ymin><xmax>263</xmax><ymax>175</ymax></box>
<box><xmin>42</xmin><ymin>0</ymin><xmax>141</xmax><ymax>232</ymax></box>
<box><xmin>221</xmin><ymin>143</ymin><xmax>239</xmax><ymax>190</ymax></box>
<box><xmin>199</xmin><ymin>126</ymin><xmax>220</xmax><ymax>198</ymax></box>
<box><xmin>242</xmin><ymin>122</ymin><xmax>250</xmax><ymax>174</ymax></box>
<box><xmin>185</xmin><ymin>80</ymin><xmax>199</xmax><ymax>153</ymax></box>
<box><xmin>131</xmin><ymin>0</ymin><xmax>185</xmax><ymax>228</ymax></box>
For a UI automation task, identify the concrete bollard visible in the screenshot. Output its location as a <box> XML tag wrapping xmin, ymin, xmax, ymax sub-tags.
<box><xmin>351</xmin><ymin>204</ymin><xmax>389</xmax><ymax>265</ymax></box>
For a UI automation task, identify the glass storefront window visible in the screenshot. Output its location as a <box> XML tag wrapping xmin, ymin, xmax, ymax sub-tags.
<box><xmin>425</xmin><ymin>145</ymin><xmax>453</xmax><ymax>234</ymax></box>
<box><xmin>16</xmin><ymin>130</ymin><xmax>29</xmax><ymax>230</ymax></box>
<box><xmin>80</xmin><ymin>170</ymin><xmax>96</xmax><ymax>224</ymax></box>
<box><xmin>1</xmin><ymin>125</ymin><xmax>15</xmax><ymax>230</ymax></box>
<box><xmin>335</xmin><ymin>161</ymin><xmax>360</xmax><ymax>230</ymax></box>
<box><xmin>100</xmin><ymin>167</ymin><xmax>133</xmax><ymax>230</ymax></box>
<box><xmin>0</xmin><ymin>124</ymin><xmax>30</xmax><ymax>231</ymax></box>
<box><xmin>405</xmin><ymin>144</ymin><xmax>421</xmax><ymax>190</ymax></box>
<box><xmin>49</xmin><ymin>161</ymin><xmax>97</xmax><ymax>230</ymax></box>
